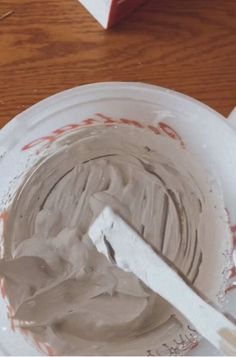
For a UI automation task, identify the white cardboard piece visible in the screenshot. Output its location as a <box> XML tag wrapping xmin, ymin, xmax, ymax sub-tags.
<box><xmin>79</xmin><ymin>0</ymin><xmax>112</xmax><ymax>28</ymax></box>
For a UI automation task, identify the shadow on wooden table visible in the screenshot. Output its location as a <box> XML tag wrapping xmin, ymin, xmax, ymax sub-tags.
<box><xmin>111</xmin><ymin>0</ymin><xmax>233</xmax><ymax>39</ymax></box>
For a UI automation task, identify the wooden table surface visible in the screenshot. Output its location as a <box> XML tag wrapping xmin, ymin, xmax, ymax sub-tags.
<box><xmin>0</xmin><ymin>0</ymin><xmax>235</xmax><ymax>129</ymax></box>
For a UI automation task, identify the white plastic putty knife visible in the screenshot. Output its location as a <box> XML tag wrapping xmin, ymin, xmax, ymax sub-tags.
<box><xmin>89</xmin><ymin>207</ymin><xmax>236</xmax><ymax>356</ymax></box>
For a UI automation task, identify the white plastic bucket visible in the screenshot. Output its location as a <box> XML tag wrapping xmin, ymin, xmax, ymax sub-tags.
<box><xmin>0</xmin><ymin>82</ymin><xmax>235</xmax><ymax>355</ymax></box>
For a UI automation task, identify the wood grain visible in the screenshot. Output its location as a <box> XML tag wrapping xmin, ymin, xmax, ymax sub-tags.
<box><xmin>0</xmin><ymin>0</ymin><xmax>235</xmax><ymax>129</ymax></box>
